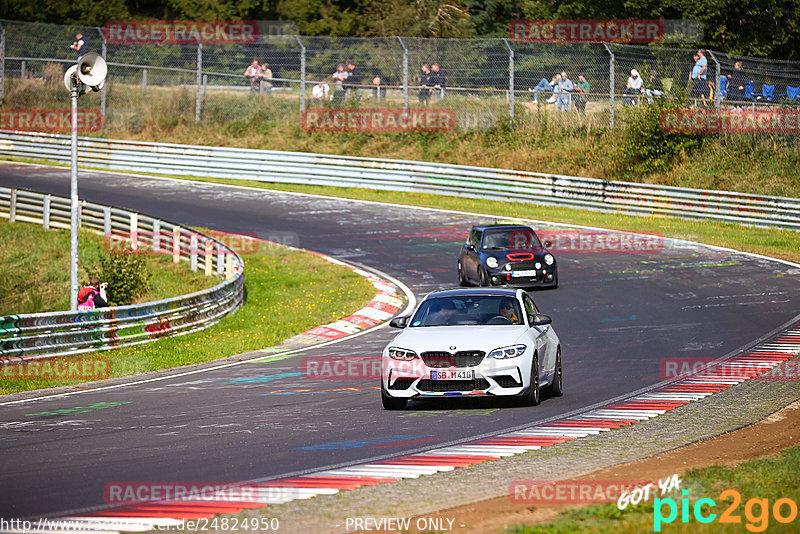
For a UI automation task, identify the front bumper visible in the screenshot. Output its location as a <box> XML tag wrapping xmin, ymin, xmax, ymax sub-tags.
<box><xmin>382</xmin><ymin>357</ymin><xmax>529</xmax><ymax>398</ymax></box>
<box><xmin>487</xmin><ymin>267</ymin><xmax>557</xmax><ymax>288</ymax></box>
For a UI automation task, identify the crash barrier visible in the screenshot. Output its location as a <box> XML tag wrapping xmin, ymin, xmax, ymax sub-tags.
<box><xmin>0</xmin><ymin>186</ymin><xmax>245</xmax><ymax>361</ymax></box>
<box><xmin>2</xmin><ymin>130</ymin><xmax>800</xmax><ymax>231</ymax></box>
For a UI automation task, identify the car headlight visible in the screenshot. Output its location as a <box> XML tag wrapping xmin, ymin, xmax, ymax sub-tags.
<box><xmin>486</xmin><ymin>257</ymin><xmax>499</xmax><ymax>268</ymax></box>
<box><xmin>488</xmin><ymin>344</ymin><xmax>527</xmax><ymax>359</ymax></box>
<box><xmin>544</xmin><ymin>254</ymin><xmax>554</xmax><ymax>266</ymax></box>
<box><xmin>388</xmin><ymin>347</ymin><xmax>418</xmax><ymax>360</ymax></box>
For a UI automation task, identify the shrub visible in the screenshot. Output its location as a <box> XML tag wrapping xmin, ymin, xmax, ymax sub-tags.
<box><xmin>88</xmin><ymin>253</ymin><xmax>151</xmax><ymax>307</ymax></box>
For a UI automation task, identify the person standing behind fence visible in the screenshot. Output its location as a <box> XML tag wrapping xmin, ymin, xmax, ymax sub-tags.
<box><xmin>331</xmin><ymin>64</ymin><xmax>348</xmax><ymax>107</ymax></box>
<box><xmin>691</xmin><ymin>50</ymin><xmax>708</xmax><ymax>102</ymax></box>
<box><xmin>78</xmin><ymin>278</ymin><xmax>108</xmax><ymax>310</ymax></box>
<box><xmin>346</xmin><ymin>61</ymin><xmax>361</xmax><ymax>101</ymax></box>
<box><xmin>419</xmin><ymin>64</ymin><xmax>432</xmax><ymax>105</ymax></box>
<box><xmin>728</xmin><ymin>61</ymin><xmax>747</xmax><ymax>109</ymax></box>
<box><xmin>556</xmin><ymin>71</ymin><xmax>573</xmax><ymax>112</ymax></box>
<box><xmin>373</xmin><ymin>76</ymin><xmax>387</xmax><ymax>101</ymax></box>
<box><xmin>260</xmin><ymin>63</ymin><xmax>273</xmax><ymax>96</ymax></box>
<box><xmin>574</xmin><ymin>74</ymin><xmax>590</xmax><ymax>113</ymax></box>
<box><xmin>70</xmin><ymin>33</ymin><xmax>90</xmax><ymax>60</ymax></box>
<box><xmin>431</xmin><ymin>63</ymin><xmax>445</xmax><ymax>101</ymax></box>
<box><xmin>245</xmin><ymin>60</ymin><xmax>260</xmax><ymax>94</ymax></box>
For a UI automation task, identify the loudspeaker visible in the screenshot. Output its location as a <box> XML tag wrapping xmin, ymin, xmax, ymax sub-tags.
<box><xmin>64</xmin><ymin>64</ymin><xmax>79</xmax><ymax>92</ymax></box>
<box><xmin>76</xmin><ymin>52</ymin><xmax>108</xmax><ymax>90</ymax></box>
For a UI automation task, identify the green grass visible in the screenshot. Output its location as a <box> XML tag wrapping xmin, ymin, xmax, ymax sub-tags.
<box><xmin>0</xmin><ymin>241</ymin><xmax>377</xmax><ymax>395</ymax></box>
<box><xmin>507</xmin><ymin>446</ymin><xmax>800</xmax><ymax>533</ymax></box>
<box><xmin>0</xmin><ymin>220</ymin><xmax>215</xmax><ymax>315</ymax></box>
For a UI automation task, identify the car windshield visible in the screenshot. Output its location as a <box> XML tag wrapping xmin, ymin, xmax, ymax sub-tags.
<box><xmin>410</xmin><ymin>296</ymin><xmax>523</xmax><ymax>327</ymax></box>
<box><xmin>481</xmin><ymin>229</ymin><xmax>541</xmax><ymax>250</ymax></box>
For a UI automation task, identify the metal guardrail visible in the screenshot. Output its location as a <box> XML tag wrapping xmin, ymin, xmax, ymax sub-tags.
<box><xmin>0</xmin><ymin>186</ymin><xmax>245</xmax><ymax>361</ymax></box>
<box><xmin>1</xmin><ymin>130</ymin><xmax>800</xmax><ymax>231</ymax></box>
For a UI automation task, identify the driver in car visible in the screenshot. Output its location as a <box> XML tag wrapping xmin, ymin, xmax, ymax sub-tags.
<box><xmin>499</xmin><ymin>298</ymin><xmax>521</xmax><ymax>324</ymax></box>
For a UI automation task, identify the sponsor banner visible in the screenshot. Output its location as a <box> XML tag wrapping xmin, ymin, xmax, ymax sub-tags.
<box><xmin>510</xmin><ymin>480</ymin><xmax>647</xmax><ymax>504</ymax></box>
<box><xmin>104</xmin><ymin>482</ymin><xmax>264</xmax><ymax>504</ymax></box>
<box><xmin>301</xmin><ymin>108</ymin><xmax>456</xmax><ymax>132</ymax></box>
<box><xmin>536</xmin><ymin>230</ymin><xmax>664</xmax><ymax>254</ymax></box>
<box><xmin>661</xmin><ymin>357</ymin><xmax>800</xmax><ymax>381</ymax></box>
<box><xmin>510</xmin><ymin>19</ymin><xmax>664</xmax><ymax>43</ymax></box>
<box><xmin>103</xmin><ymin>20</ymin><xmax>259</xmax><ymax>44</ymax></box>
<box><xmin>0</xmin><ymin>108</ymin><xmax>102</xmax><ymax>133</ymax></box>
<box><xmin>661</xmin><ymin>109</ymin><xmax>800</xmax><ymax>134</ymax></box>
<box><xmin>1</xmin><ymin>356</ymin><xmax>111</xmax><ymax>381</ymax></box>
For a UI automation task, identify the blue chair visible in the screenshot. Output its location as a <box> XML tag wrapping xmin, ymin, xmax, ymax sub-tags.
<box><xmin>760</xmin><ymin>84</ymin><xmax>775</xmax><ymax>101</ymax></box>
<box><xmin>785</xmin><ymin>86</ymin><xmax>800</xmax><ymax>101</ymax></box>
<box><xmin>719</xmin><ymin>76</ymin><xmax>727</xmax><ymax>98</ymax></box>
<box><xmin>744</xmin><ymin>80</ymin><xmax>755</xmax><ymax>100</ymax></box>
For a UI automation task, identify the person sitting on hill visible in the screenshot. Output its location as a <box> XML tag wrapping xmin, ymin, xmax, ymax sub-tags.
<box><xmin>78</xmin><ymin>277</ymin><xmax>108</xmax><ymax>310</ymax></box>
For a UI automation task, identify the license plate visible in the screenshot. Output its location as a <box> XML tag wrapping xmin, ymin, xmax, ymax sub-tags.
<box><xmin>431</xmin><ymin>370</ymin><xmax>474</xmax><ymax>380</ymax></box>
<box><xmin>512</xmin><ymin>269</ymin><xmax>537</xmax><ymax>277</ymax></box>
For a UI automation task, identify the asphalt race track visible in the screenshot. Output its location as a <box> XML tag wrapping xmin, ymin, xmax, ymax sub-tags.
<box><xmin>2</xmin><ymin>163</ymin><xmax>800</xmax><ymax>519</ymax></box>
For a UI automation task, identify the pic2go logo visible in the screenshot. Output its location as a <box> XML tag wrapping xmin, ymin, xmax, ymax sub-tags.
<box><xmin>654</xmin><ymin>489</ymin><xmax>799</xmax><ymax>532</ymax></box>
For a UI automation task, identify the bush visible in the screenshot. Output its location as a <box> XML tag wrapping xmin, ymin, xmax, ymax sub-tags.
<box><xmin>88</xmin><ymin>253</ymin><xmax>151</xmax><ymax>306</ymax></box>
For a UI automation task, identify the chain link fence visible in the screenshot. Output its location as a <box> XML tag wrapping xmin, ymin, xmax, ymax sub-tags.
<box><xmin>2</xmin><ymin>19</ymin><xmax>800</xmax><ymax>134</ymax></box>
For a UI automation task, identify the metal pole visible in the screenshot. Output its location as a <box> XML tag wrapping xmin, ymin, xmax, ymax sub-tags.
<box><xmin>21</xmin><ymin>59</ymin><xmax>25</xmax><ymax>80</ymax></box>
<box><xmin>295</xmin><ymin>35</ymin><xmax>306</xmax><ymax>113</ymax></box>
<box><xmin>142</xmin><ymin>68</ymin><xmax>147</xmax><ymax>92</ymax></box>
<box><xmin>97</xmin><ymin>27</ymin><xmax>107</xmax><ymax>119</ymax></box>
<box><xmin>0</xmin><ymin>25</ymin><xmax>5</xmax><ymax>102</ymax></box>
<box><xmin>398</xmin><ymin>37</ymin><xmax>408</xmax><ymax>110</ymax></box>
<box><xmin>707</xmin><ymin>49</ymin><xmax>722</xmax><ymax>109</ymax></box>
<box><xmin>195</xmin><ymin>43</ymin><xmax>202</xmax><ymax>123</ymax></box>
<box><xmin>70</xmin><ymin>84</ymin><xmax>80</xmax><ymax>310</ymax></box>
<box><xmin>603</xmin><ymin>43</ymin><xmax>615</xmax><ymax>128</ymax></box>
<box><xmin>503</xmin><ymin>38</ymin><xmax>515</xmax><ymax>126</ymax></box>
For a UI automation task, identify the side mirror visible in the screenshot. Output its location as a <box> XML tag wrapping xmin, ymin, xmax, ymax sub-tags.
<box><xmin>465</xmin><ymin>243</ymin><xmax>476</xmax><ymax>252</ymax></box>
<box><xmin>389</xmin><ymin>316</ymin><xmax>409</xmax><ymax>328</ymax></box>
<box><xmin>544</xmin><ymin>240</ymin><xmax>552</xmax><ymax>248</ymax></box>
<box><xmin>529</xmin><ymin>313</ymin><xmax>552</xmax><ymax>326</ymax></box>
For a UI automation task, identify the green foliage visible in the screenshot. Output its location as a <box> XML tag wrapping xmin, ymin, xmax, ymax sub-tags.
<box><xmin>88</xmin><ymin>253</ymin><xmax>151</xmax><ymax>307</ymax></box>
<box><xmin>615</xmin><ymin>99</ymin><xmax>705</xmax><ymax>178</ymax></box>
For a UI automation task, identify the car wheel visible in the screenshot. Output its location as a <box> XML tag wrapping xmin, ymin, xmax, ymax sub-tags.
<box><xmin>457</xmin><ymin>261</ymin><xmax>469</xmax><ymax>286</ymax></box>
<box><xmin>520</xmin><ymin>354</ymin><xmax>540</xmax><ymax>406</ymax></box>
<box><xmin>479</xmin><ymin>268</ymin><xmax>489</xmax><ymax>287</ymax></box>
<box><xmin>381</xmin><ymin>388</ymin><xmax>407</xmax><ymax>410</ymax></box>
<box><xmin>547</xmin><ymin>347</ymin><xmax>563</xmax><ymax>397</ymax></box>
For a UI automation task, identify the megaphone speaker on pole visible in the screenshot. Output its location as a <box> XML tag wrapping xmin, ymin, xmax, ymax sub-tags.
<box><xmin>77</xmin><ymin>52</ymin><xmax>108</xmax><ymax>91</ymax></box>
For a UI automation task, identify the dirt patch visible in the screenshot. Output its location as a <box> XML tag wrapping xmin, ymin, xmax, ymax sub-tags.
<box><xmin>393</xmin><ymin>398</ymin><xmax>800</xmax><ymax>533</ymax></box>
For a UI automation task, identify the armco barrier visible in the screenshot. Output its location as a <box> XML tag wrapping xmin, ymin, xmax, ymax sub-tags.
<box><xmin>2</xmin><ymin>130</ymin><xmax>800</xmax><ymax>230</ymax></box>
<box><xmin>0</xmin><ymin>187</ymin><xmax>244</xmax><ymax>361</ymax></box>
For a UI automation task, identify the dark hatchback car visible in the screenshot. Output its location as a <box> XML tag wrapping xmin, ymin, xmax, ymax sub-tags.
<box><xmin>457</xmin><ymin>224</ymin><xmax>558</xmax><ymax>289</ymax></box>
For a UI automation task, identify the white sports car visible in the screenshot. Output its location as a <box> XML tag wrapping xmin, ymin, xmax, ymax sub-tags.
<box><xmin>381</xmin><ymin>288</ymin><xmax>562</xmax><ymax>410</ymax></box>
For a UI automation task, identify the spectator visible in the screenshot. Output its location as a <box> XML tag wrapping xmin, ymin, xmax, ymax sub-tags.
<box><xmin>346</xmin><ymin>61</ymin><xmax>361</xmax><ymax>100</ymax></box>
<box><xmin>259</xmin><ymin>62</ymin><xmax>273</xmax><ymax>96</ymax></box>
<box><xmin>331</xmin><ymin>64</ymin><xmax>348</xmax><ymax>107</ymax></box>
<box><xmin>530</xmin><ymin>77</ymin><xmax>554</xmax><ymax>103</ymax></box>
<box><xmin>556</xmin><ymin>71</ymin><xmax>574</xmax><ymax>112</ymax></box>
<box><xmin>78</xmin><ymin>277</ymin><xmax>108</xmax><ymax>310</ymax></box>
<box><xmin>574</xmin><ymin>74</ymin><xmax>590</xmax><ymax>113</ymax></box>
<box><xmin>419</xmin><ymin>64</ymin><xmax>432</xmax><ymax>105</ymax></box>
<box><xmin>311</xmin><ymin>79</ymin><xmax>330</xmax><ymax>104</ymax></box>
<box><xmin>645</xmin><ymin>70</ymin><xmax>664</xmax><ymax>104</ymax></box>
<box><xmin>244</xmin><ymin>60</ymin><xmax>260</xmax><ymax>93</ymax></box>
<box><xmin>728</xmin><ymin>61</ymin><xmax>747</xmax><ymax>107</ymax></box>
<box><xmin>372</xmin><ymin>76</ymin><xmax>386</xmax><ymax>101</ymax></box>
<box><xmin>624</xmin><ymin>69</ymin><xmax>643</xmax><ymax>106</ymax></box>
<box><xmin>691</xmin><ymin>49</ymin><xmax>708</xmax><ymax>101</ymax></box>
<box><xmin>430</xmin><ymin>63</ymin><xmax>445</xmax><ymax>101</ymax></box>
<box><xmin>70</xmin><ymin>33</ymin><xmax>90</xmax><ymax>59</ymax></box>
<box><xmin>546</xmin><ymin>73</ymin><xmax>561</xmax><ymax>103</ymax></box>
